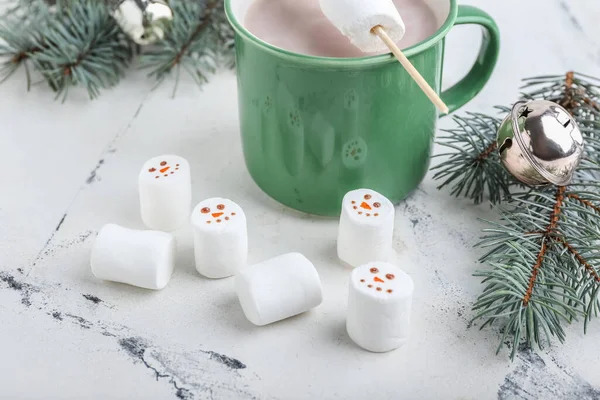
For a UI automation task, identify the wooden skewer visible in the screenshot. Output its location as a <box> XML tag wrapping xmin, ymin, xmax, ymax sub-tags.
<box><xmin>371</xmin><ymin>25</ymin><xmax>449</xmax><ymax>115</ymax></box>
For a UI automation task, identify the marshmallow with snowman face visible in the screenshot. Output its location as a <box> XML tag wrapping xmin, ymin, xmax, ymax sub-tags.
<box><xmin>139</xmin><ymin>155</ymin><xmax>192</xmax><ymax>232</ymax></box>
<box><xmin>191</xmin><ymin>198</ymin><xmax>248</xmax><ymax>279</ymax></box>
<box><xmin>347</xmin><ymin>262</ymin><xmax>414</xmax><ymax>352</ymax></box>
<box><xmin>337</xmin><ymin>188</ymin><xmax>394</xmax><ymax>267</ymax></box>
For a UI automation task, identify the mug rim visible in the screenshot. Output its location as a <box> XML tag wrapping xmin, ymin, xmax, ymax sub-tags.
<box><xmin>224</xmin><ymin>0</ymin><xmax>458</xmax><ymax>67</ymax></box>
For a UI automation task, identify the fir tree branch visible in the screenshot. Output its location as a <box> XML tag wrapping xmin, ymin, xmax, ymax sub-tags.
<box><xmin>474</xmin><ymin>174</ymin><xmax>600</xmax><ymax>358</ymax></box>
<box><xmin>0</xmin><ymin>1</ymin><xmax>49</xmax><ymax>88</ymax></box>
<box><xmin>431</xmin><ymin>112</ymin><xmax>512</xmax><ymax>204</ymax></box>
<box><xmin>566</xmin><ymin>193</ymin><xmax>600</xmax><ymax>213</ymax></box>
<box><xmin>476</xmin><ymin>142</ymin><xmax>498</xmax><ymax>162</ymax></box>
<box><xmin>33</xmin><ymin>0</ymin><xmax>133</xmax><ymax>100</ymax></box>
<box><xmin>172</xmin><ymin>0</ymin><xmax>219</xmax><ymax>66</ymax></box>
<box><xmin>583</xmin><ymin>97</ymin><xmax>600</xmax><ymax>112</ymax></box>
<box><xmin>433</xmin><ymin>71</ymin><xmax>600</xmax><ymax>207</ymax></box>
<box><xmin>140</xmin><ymin>0</ymin><xmax>234</xmax><ymax>96</ymax></box>
<box><xmin>1</xmin><ymin>0</ymin><xmax>133</xmax><ymax>100</ymax></box>
<box><xmin>435</xmin><ymin>72</ymin><xmax>600</xmax><ymax>359</ymax></box>
<box><xmin>522</xmin><ymin>186</ymin><xmax>565</xmax><ymax>306</ymax></box>
<box><xmin>557</xmin><ymin>238</ymin><xmax>600</xmax><ymax>283</ymax></box>
<box><xmin>1</xmin><ymin>0</ymin><xmax>235</xmax><ymax>99</ymax></box>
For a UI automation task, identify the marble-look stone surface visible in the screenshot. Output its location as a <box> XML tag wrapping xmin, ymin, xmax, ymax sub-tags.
<box><xmin>1</xmin><ymin>1</ymin><xmax>599</xmax><ymax>399</ymax></box>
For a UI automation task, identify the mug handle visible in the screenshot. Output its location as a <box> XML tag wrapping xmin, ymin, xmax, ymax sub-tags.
<box><xmin>440</xmin><ymin>5</ymin><xmax>500</xmax><ymax>114</ymax></box>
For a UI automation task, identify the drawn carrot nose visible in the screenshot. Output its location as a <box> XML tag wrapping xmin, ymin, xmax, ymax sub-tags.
<box><xmin>212</xmin><ymin>212</ymin><xmax>224</xmax><ymax>218</ymax></box>
<box><xmin>374</xmin><ymin>276</ymin><xmax>384</xmax><ymax>283</ymax></box>
<box><xmin>160</xmin><ymin>166</ymin><xmax>170</xmax><ymax>173</ymax></box>
<box><xmin>360</xmin><ymin>202</ymin><xmax>372</xmax><ymax>210</ymax></box>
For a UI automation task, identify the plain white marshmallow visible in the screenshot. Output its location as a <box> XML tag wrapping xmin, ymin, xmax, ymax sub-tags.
<box><xmin>191</xmin><ymin>198</ymin><xmax>248</xmax><ymax>279</ymax></box>
<box><xmin>139</xmin><ymin>155</ymin><xmax>192</xmax><ymax>232</ymax></box>
<box><xmin>235</xmin><ymin>253</ymin><xmax>323</xmax><ymax>326</ymax></box>
<box><xmin>90</xmin><ymin>223</ymin><xmax>176</xmax><ymax>290</ymax></box>
<box><xmin>337</xmin><ymin>188</ymin><xmax>395</xmax><ymax>267</ymax></box>
<box><xmin>347</xmin><ymin>262</ymin><xmax>414</xmax><ymax>352</ymax></box>
<box><xmin>319</xmin><ymin>0</ymin><xmax>406</xmax><ymax>53</ymax></box>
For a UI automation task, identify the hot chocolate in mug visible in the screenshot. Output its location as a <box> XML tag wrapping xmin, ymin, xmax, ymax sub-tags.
<box><xmin>225</xmin><ymin>0</ymin><xmax>500</xmax><ymax>216</ymax></box>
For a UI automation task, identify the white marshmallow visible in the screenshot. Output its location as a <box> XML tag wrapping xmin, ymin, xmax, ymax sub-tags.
<box><xmin>191</xmin><ymin>198</ymin><xmax>248</xmax><ymax>279</ymax></box>
<box><xmin>347</xmin><ymin>262</ymin><xmax>414</xmax><ymax>352</ymax></box>
<box><xmin>90</xmin><ymin>224</ymin><xmax>176</xmax><ymax>290</ymax></box>
<box><xmin>319</xmin><ymin>0</ymin><xmax>406</xmax><ymax>53</ymax></box>
<box><xmin>235</xmin><ymin>253</ymin><xmax>323</xmax><ymax>326</ymax></box>
<box><xmin>337</xmin><ymin>188</ymin><xmax>394</xmax><ymax>267</ymax></box>
<box><xmin>139</xmin><ymin>155</ymin><xmax>192</xmax><ymax>232</ymax></box>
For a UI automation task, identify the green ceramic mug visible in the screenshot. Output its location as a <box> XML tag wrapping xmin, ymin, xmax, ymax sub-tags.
<box><xmin>225</xmin><ymin>0</ymin><xmax>500</xmax><ymax>216</ymax></box>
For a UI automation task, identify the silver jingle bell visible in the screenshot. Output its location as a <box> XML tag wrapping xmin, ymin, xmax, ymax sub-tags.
<box><xmin>496</xmin><ymin>99</ymin><xmax>584</xmax><ymax>186</ymax></box>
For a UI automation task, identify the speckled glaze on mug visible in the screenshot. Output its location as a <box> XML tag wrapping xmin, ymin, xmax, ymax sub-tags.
<box><xmin>226</xmin><ymin>0</ymin><xmax>500</xmax><ymax>216</ymax></box>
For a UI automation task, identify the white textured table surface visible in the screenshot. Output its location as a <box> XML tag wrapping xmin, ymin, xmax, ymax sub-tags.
<box><xmin>1</xmin><ymin>1</ymin><xmax>600</xmax><ymax>399</ymax></box>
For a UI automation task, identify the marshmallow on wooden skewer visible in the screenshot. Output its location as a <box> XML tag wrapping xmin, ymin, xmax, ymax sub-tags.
<box><xmin>191</xmin><ymin>198</ymin><xmax>248</xmax><ymax>279</ymax></box>
<box><xmin>320</xmin><ymin>0</ymin><xmax>406</xmax><ymax>53</ymax></box>
<box><xmin>319</xmin><ymin>0</ymin><xmax>449</xmax><ymax>114</ymax></box>
<box><xmin>90</xmin><ymin>224</ymin><xmax>176</xmax><ymax>290</ymax></box>
<box><xmin>139</xmin><ymin>155</ymin><xmax>192</xmax><ymax>232</ymax></box>
<box><xmin>235</xmin><ymin>253</ymin><xmax>323</xmax><ymax>326</ymax></box>
<box><xmin>337</xmin><ymin>188</ymin><xmax>394</xmax><ymax>267</ymax></box>
<box><xmin>347</xmin><ymin>262</ymin><xmax>414</xmax><ymax>352</ymax></box>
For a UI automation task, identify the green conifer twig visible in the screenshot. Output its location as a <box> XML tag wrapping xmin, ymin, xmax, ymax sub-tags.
<box><xmin>433</xmin><ymin>72</ymin><xmax>600</xmax><ymax>359</ymax></box>
<box><xmin>0</xmin><ymin>0</ymin><xmax>235</xmax><ymax>100</ymax></box>
<box><xmin>431</xmin><ymin>111</ymin><xmax>513</xmax><ymax>204</ymax></box>
<box><xmin>1</xmin><ymin>0</ymin><xmax>133</xmax><ymax>100</ymax></box>
<box><xmin>139</xmin><ymin>0</ymin><xmax>234</xmax><ymax>96</ymax></box>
